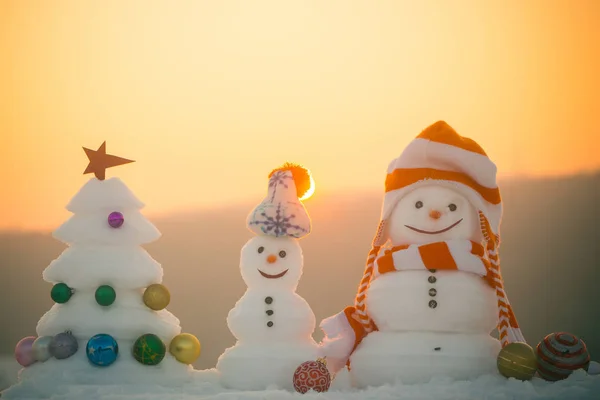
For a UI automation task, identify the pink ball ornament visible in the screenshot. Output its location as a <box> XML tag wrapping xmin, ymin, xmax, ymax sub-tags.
<box><xmin>293</xmin><ymin>358</ymin><xmax>332</xmax><ymax>394</ymax></box>
<box><xmin>15</xmin><ymin>336</ymin><xmax>37</xmax><ymax>367</ymax></box>
<box><xmin>108</xmin><ymin>212</ymin><xmax>124</xmax><ymax>228</ymax></box>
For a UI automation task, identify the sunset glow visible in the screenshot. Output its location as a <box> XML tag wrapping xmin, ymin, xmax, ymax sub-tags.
<box><xmin>1</xmin><ymin>0</ymin><xmax>599</xmax><ymax>231</ymax></box>
<box><xmin>299</xmin><ymin>175</ymin><xmax>316</xmax><ymax>202</ymax></box>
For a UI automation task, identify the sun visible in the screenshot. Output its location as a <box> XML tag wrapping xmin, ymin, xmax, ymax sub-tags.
<box><xmin>299</xmin><ymin>174</ymin><xmax>315</xmax><ymax>201</ymax></box>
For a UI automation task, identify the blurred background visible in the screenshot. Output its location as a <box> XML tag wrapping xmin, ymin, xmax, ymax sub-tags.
<box><xmin>1</xmin><ymin>0</ymin><xmax>599</xmax><ymax>389</ymax></box>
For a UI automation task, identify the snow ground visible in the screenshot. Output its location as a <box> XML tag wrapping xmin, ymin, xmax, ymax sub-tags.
<box><xmin>1</xmin><ymin>356</ymin><xmax>599</xmax><ymax>400</ymax></box>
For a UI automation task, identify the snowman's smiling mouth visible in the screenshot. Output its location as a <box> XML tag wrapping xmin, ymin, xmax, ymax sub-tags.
<box><xmin>405</xmin><ymin>219</ymin><xmax>463</xmax><ymax>234</ymax></box>
<box><xmin>258</xmin><ymin>269</ymin><xmax>289</xmax><ymax>279</ymax></box>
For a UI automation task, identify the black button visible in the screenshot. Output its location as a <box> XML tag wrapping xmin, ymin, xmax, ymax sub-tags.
<box><xmin>429</xmin><ymin>300</ymin><xmax>437</xmax><ymax>308</ymax></box>
<box><xmin>428</xmin><ymin>276</ymin><xmax>437</xmax><ymax>284</ymax></box>
<box><xmin>267</xmin><ymin>321</ymin><xmax>274</xmax><ymax>327</ymax></box>
<box><xmin>265</xmin><ymin>297</ymin><xmax>273</xmax><ymax>304</ymax></box>
<box><xmin>429</xmin><ymin>288</ymin><xmax>437</xmax><ymax>296</ymax></box>
<box><xmin>429</xmin><ymin>269</ymin><xmax>437</xmax><ymax>273</ymax></box>
<box><xmin>266</xmin><ymin>310</ymin><xmax>273</xmax><ymax>316</ymax></box>
<box><xmin>434</xmin><ymin>347</ymin><xmax>441</xmax><ymax>351</ymax></box>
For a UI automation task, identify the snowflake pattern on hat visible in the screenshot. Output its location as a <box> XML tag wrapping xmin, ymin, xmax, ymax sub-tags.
<box><xmin>247</xmin><ymin>170</ymin><xmax>311</xmax><ymax>238</ymax></box>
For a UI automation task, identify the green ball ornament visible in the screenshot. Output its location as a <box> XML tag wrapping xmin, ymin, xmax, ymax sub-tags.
<box><xmin>51</xmin><ymin>283</ymin><xmax>73</xmax><ymax>304</ymax></box>
<box><xmin>132</xmin><ymin>334</ymin><xmax>166</xmax><ymax>366</ymax></box>
<box><xmin>497</xmin><ymin>342</ymin><xmax>538</xmax><ymax>381</ymax></box>
<box><xmin>95</xmin><ymin>285</ymin><xmax>116</xmax><ymax>306</ymax></box>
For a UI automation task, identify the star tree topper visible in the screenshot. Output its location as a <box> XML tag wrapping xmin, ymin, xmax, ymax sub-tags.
<box><xmin>83</xmin><ymin>142</ymin><xmax>135</xmax><ymax>180</ymax></box>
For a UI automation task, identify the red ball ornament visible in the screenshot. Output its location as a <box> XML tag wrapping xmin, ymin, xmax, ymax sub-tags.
<box><xmin>293</xmin><ymin>358</ymin><xmax>331</xmax><ymax>394</ymax></box>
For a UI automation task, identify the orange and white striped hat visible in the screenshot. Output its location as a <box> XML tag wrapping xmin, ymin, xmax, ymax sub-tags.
<box><xmin>354</xmin><ymin>120</ymin><xmax>525</xmax><ymax>346</ymax></box>
<box><xmin>372</xmin><ymin>120</ymin><xmax>502</xmax><ymax>247</ymax></box>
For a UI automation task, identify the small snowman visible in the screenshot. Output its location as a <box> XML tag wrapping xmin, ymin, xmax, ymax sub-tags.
<box><xmin>216</xmin><ymin>163</ymin><xmax>319</xmax><ymax>390</ymax></box>
<box><xmin>319</xmin><ymin>121</ymin><xmax>526</xmax><ymax>387</ymax></box>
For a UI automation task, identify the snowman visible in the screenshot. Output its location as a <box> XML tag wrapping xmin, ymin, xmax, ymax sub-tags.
<box><xmin>319</xmin><ymin>121</ymin><xmax>526</xmax><ymax>387</ymax></box>
<box><xmin>216</xmin><ymin>163</ymin><xmax>319</xmax><ymax>390</ymax></box>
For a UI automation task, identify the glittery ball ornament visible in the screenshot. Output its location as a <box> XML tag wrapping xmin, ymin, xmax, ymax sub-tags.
<box><xmin>293</xmin><ymin>358</ymin><xmax>331</xmax><ymax>394</ymax></box>
<box><xmin>497</xmin><ymin>342</ymin><xmax>537</xmax><ymax>381</ymax></box>
<box><xmin>51</xmin><ymin>283</ymin><xmax>73</xmax><ymax>304</ymax></box>
<box><xmin>108</xmin><ymin>211</ymin><xmax>124</xmax><ymax>228</ymax></box>
<box><xmin>95</xmin><ymin>285</ymin><xmax>116</xmax><ymax>306</ymax></box>
<box><xmin>15</xmin><ymin>336</ymin><xmax>37</xmax><ymax>367</ymax></box>
<box><xmin>49</xmin><ymin>331</ymin><xmax>79</xmax><ymax>359</ymax></box>
<box><xmin>132</xmin><ymin>333</ymin><xmax>166</xmax><ymax>366</ymax></box>
<box><xmin>86</xmin><ymin>334</ymin><xmax>119</xmax><ymax>367</ymax></box>
<box><xmin>143</xmin><ymin>284</ymin><xmax>171</xmax><ymax>311</ymax></box>
<box><xmin>169</xmin><ymin>333</ymin><xmax>201</xmax><ymax>364</ymax></box>
<box><xmin>32</xmin><ymin>336</ymin><xmax>53</xmax><ymax>362</ymax></box>
<box><xmin>536</xmin><ymin>332</ymin><xmax>591</xmax><ymax>381</ymax></box>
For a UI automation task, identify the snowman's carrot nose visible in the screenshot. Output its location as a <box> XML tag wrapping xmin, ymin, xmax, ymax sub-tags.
<box><xmin>266</xmin><ymin>254</ymin><xmax>278</xmax><ymax>263</ymax></box>
<box><xmin>429</xmin><ymin>210</ymin><xmax>442</xmax><ymax>220</ymax></box>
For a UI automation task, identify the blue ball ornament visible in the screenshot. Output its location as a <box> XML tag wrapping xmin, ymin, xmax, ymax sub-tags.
<box><xmin>86</xmin><ymin>334</ymin><xmax>119</xmax><ymax>367</ymax></box>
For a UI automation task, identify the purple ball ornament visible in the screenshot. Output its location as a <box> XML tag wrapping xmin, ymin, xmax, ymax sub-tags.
<box><xmin>15</xmin><ymin>336</ymin><xmax>37</xmax><ymax>367</ymax></box>
<box><xmin>108</xmin><ymin>212</ymin><xmax>124</xmax><ymax>228</ymax></box>
<box><xmin>49</xmin><ymin>331</ymin><xmax>79</xmax><ymax>359</ymax></box>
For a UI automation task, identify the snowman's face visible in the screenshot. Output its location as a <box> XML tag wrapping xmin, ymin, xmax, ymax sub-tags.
<box><xmin>240</xmin><ymin>235</ymin><xmax>303</xmax><ymax>290</ymax></box>
<box><xmin>387</xmin><ymin>185</ymin><xmax>481</xmax><ymax>245</ymax></box>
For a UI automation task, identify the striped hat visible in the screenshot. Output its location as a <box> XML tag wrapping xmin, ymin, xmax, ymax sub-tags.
<box><xmin>354</xmin><ymin>121</ymin><xmax>525</xmax><ymax>346</ymax></box>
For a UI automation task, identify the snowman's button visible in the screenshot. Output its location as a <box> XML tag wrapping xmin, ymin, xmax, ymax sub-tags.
<box><xmin>429</xmin><ymin>269</ymin><xmax>437</xmax><ymax>273</ymax></box>
<box><xmin>266</xmin><ymin>310</ymin><xmax>274</xmax><ymax>316</ymax></box>
<box><xmin>434</xmin><ymin>347</ymin><xmax>441</xmax><ymax>351</ymax></box>
<box><xmin>428</xmin><ymin>276</ymin><xmax>437</xmax><ymax>284</ymax></box>
<box><xmin>429</xmin><ymin>300</ymin><xmax>437</xmax><ymax>308</ymax></box>
<box><xmin>265</xmin><ymin>297</ymin><xmax>273</xmax><ymax>304</ymax></box>
<box><xmin>429</xmin><ymin>288</ymin><xmax>437</xmax><ymax>296</ymax></box>
<box><xmin>267</xmin><ymin>321</ymin><xmax>274</xmax><ymax>327</ymax></box>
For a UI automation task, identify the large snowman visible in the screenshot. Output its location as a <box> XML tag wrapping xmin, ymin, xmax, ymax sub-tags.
<box><xmin>320</xmin><ymin>121</ymin><xmax>526</xmax><ymax>387</ymax></box>
<box><xmin>216</xmin><ymin>163</ymin><xmax>319</xmax><ymax>390</ymax></box>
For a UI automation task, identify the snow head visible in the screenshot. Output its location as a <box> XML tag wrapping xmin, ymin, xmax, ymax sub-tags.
<box><xmin>387</xmin><ymin>185</ymin><xmax>481</xmax><ymax>245</ymax></box>
<box><xmin>241</xmin><ymin>163</ymin><xmax>314</xmax><ymax>290</ymax></box>
<box><xmin>240</xmin><ymin>235</ymin><xmax>303</xmax><ymax>290</ymax></box>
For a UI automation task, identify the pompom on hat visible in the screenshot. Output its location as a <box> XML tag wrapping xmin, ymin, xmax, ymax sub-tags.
<box><xmin>246</xmin><ymin>163</ymin><xmax>313</xmax><ymax>239</ymax></box>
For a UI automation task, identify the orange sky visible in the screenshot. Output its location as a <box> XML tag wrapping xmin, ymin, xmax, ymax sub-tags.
<box><xmin>1</xmin><ymin>0</ymin><xmax>599</xmax><ymax>231</ymax></box>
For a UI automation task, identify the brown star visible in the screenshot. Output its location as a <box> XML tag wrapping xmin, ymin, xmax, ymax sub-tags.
<box><xmin>83</xmin><ymin>142</ymin><xmax>135</xmax><ymax>180</ymax></box>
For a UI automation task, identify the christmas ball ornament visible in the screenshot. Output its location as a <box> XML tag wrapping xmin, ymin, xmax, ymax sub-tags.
<box><xmin>132</xmin><ymin>333</ymin><xmax>166</xmax><ymax>365</ymax></box>
<box><xmin>108</xmin><ymin>211</ymin><xmax>124</xmax><ymax>228</ymax></box>
<box><xmin>15</xmin><ymin>336</ymin><xmax>37</xmax><ymax>367</ymax></box>
<box><xmin>49</xmin><ymin>331</ymin><xmax>79</xmax><ymax>359</ymax></box>
<box><xmin>169</xmin><ymin>333</ymin><xmax>201</xmax><ymax>364</ymax></box>
<box><xmin>32</xmin><ymin>336</ymin><xmax>53</xmax><ymax>362</ymax></box>
<box><xmin>95</xmin><ymin>285</ymin><xmax>116</xmax><ymax>306</ymax></box>
<box><xmin>497</xmin><ymin>342</ymin><xmax>537</xmax><ymax>381</ymax></box>
<box><xmin>293</xmin><ymin>358</ymin><xmax>331</xmax><ymax>394</ymax></box>
<box><xmin>51</xmin><ymin>283</ymin><xmax>73</xmax><ymax>304</ymax></box>
<box><xmin>86</xmin><ymin>334</ymin><xmax>119</xmax><ymax>367</ymax></box>
<box><xmin>536</xmin><ymin>332</ymin><xmax>591</xmax><ymax>381</ymax></box>
<box><xmin>143</xmin><ymin>284</ymin><xmax>171</xmax><ymax>311</ymax></box>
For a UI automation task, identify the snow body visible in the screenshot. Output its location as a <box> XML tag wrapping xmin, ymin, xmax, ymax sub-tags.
<box><xmin>5</xmin><ymin>178</ymin><xmax>192</xmax><ymax>399</ymax></box>
<box><xmin>217</xmin><ymin>235</ymin><xmax>319</xmax><ymax>390</ymax></box>
<box><xmin>349</xmin><ymin>185</ymin><xmax>501</xmax><ymax>387</ymax></box>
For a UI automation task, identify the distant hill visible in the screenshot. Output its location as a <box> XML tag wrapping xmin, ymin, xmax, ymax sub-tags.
<box><xmin>1</xmin><ymin>172</ymin><xmax>599</xmax><ymax>370</ymax></box>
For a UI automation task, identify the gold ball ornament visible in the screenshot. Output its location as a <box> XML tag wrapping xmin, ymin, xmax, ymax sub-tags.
<box><xmin>143</xmin><ymin>284</ymin><xmax>171</xmax><ymax>311</ymax></box>
<box><xmin>497</xmin><ymin>342</ymin><xmax>538</xmax><ymax>381</ymax></box>
<box><xmin>169</xmin><ymin>333</ymin><xmax>201</xmax><ymax>364</ymax></box>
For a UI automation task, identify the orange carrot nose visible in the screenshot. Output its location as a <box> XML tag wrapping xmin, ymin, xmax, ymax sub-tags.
<box><xmin>266</xmin><ymin>254</ymin><xmax>277</xmax><ymax>264</ymax></box>
<box><xmin>429</xmin><ymin>210</ymin><xmax>442</xmax><ymax>220</ymax></box>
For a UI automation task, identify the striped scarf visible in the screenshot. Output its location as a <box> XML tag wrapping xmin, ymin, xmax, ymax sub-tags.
<box><xmin>353</xmin><ymin>212</ymin><xmax>525</xmax><ymax>347</ymax></box>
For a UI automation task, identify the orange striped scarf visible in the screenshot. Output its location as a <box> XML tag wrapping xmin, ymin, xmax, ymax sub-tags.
<box><xmin>352</xmin><ymin>213</ymin><xmax>525</xmax><ymax>348</ymax></box>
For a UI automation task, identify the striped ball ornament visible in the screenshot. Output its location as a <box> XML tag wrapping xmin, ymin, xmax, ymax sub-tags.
<box><xmin>536</xmin><ymin>332</ymin><xmax>590</xmax><ymax>381</ymax></box>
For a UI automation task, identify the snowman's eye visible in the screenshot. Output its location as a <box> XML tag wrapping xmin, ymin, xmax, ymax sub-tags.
<box><xmin>279</xmin><ymin>251</ymin><xmax>287</xmax><ymax>258</ymax></box>
<box><xmin>448</xmin><ymin>204</ymin><xmax>457</xmax><ymax>212</ymax></box>
<box><xmin>415</xmin><ymin>201</ymin><xmax>423</xmax><ymax>209</ymax></box>
<box><xmin>257</xmin><ymin>246</ymin><xmax>265</xmax><ymax>253</ymax></box>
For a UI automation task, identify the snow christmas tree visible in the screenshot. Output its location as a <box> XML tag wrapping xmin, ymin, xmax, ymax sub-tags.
<box><xmin>5</xmin><ymin>143</ymin><xmax>201</xmax><ymax>398</ymax></box>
